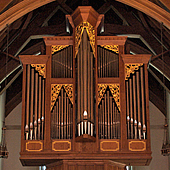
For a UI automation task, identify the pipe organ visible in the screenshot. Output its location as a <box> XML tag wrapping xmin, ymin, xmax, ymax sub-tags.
<box><xmin>20</xmin><ymin>6</ymin><xmax>151</xmax><ymax>170</ymax></box>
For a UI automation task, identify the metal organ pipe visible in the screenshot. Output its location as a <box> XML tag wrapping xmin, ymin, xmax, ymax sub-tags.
<box><xmin>25</xmin><ymin>65</ymin><xmax>45</xmax><ymax>141</ymax></box>
<box><xmin>140</xmin><ymin>66</ymin><xmax>146</xmax><ymax>139</ymax></box>
<box><xmin>76</xmin><ymin>29</ymin><xmax>94</xmax><ymax>137</ymax></box>
<box><xmin>25</xmin><ymin>65</ymin><xmax>30</xmax><ymax>140</ymax></box>
<box><xmin>34</xmin><ymin>73</ymin><xmax>38</xmax><ymax>140</ymax></box>
<box><xmin>98</xmin><ymin>89</ymin><xmax>120</xmax><ymax>139</ymax></box>
<box><xmin>126</xmin><ymin>66</ymin><xmax>147</xmax><ymax>140</ymax></box>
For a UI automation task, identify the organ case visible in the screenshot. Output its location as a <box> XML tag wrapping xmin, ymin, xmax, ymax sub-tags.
<box><xmin>19</xmin><ymin>6</ymin><xmax>151</xmax><ymax>168</ymax></box>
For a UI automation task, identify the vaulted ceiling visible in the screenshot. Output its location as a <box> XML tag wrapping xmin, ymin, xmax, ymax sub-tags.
<box><xmin>0</xmin><ymin>0</ymin><xmax>170</xmax><ymax>117</ymax></box>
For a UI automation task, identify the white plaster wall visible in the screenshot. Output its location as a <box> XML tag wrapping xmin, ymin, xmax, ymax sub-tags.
<box><xmin>133</xmin><ymin>101</ymin><xmax>169</xmax><ymax>170</ymax></box>
<box><xmin>3</xmin><ymin>103</ymin><xmax>39</xmax><ymax>170</ymax></box>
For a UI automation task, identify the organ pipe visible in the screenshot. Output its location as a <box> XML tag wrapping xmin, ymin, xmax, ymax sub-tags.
<box><xmin>98</xmin><ymin>89</ymin><xmax>120</xmax><ymax>139</ymax></box>
<box><xmin>24</xmin><ymin>65</ymin><xmax>45</xmax><ymax>141</ymax></box>
<box><xmin>51</xmin><ymin>88</ymin><xmax>73</xmax><ymax>139</ymax></box>
<box><xmin>76</xmin><ymin>29</ymin><xmax>95</xmax><ymax>137</ymax></box>
<box><xmin>126</xmin><ymin>66</ymin><xmax>147</xmax><ymax>140</ymax></box>
<box><xmin>52</xmin><ymin>46</ymin><xmax>73</xmax><ymax>78</ymax></box>
<box><xmin>97</xmin><ymin>46</ymin><xmax>119</xmax><ymax>78</ymax></box>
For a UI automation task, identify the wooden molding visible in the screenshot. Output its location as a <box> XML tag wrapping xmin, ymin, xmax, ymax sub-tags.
<box><xmin>52</xmin><ymin>140</ymin><xmax>71</xmax><ymax>151</ymax></box>
<box><xmin>100</xmin><ymin>140</ymin><xmax>119</xmax><ymax>151</ymax></box>
<box><xmin>121</xmin><ymin>54</ymin><xmax>151</xmax><ymax>64</ymax></box>
<box><xmin>26</xmin><ymin>141</ymin><xmax>43</xmax><ymax>152</ymax></box>
<box><xmin>97</xmin><ymin>36</ymin><xmax>127</xmax><ymax>46</ymax></box>
<box><xmin>43</xmin><ymin>36</ymin><xmax>73</xmax><ymax>46</ymax></box>
<box><xmin>129</xmin><ymin>140</ymin><xmax>146</xmax><ymax>151</ymax></box>
<box><xmin>19</xmin><ymin>55</ymin><xmax>49</xmax><ymax>65</ymax></box>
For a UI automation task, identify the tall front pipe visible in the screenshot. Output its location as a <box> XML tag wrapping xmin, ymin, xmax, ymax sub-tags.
<box><xmin>140</xmin><ymin>66</ymin><xmax>146</xmax><ymax>139</ymax></box>
<box><xmin>34</xmin><ymin>73</ymin><xmax>38</xmax><ymax>140</ymax></box>
<box><xmin>25</xmin><ymin>65</ymin><xmax>30</xmax><ymax>140</ymax></box>
<box><xmin>30</xmin><ymin>68</ymin><xmax>34</xmax><ymax>140</ymax></box>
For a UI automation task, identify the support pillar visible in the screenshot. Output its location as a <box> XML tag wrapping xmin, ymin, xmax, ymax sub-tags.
<box><xmin>0</xmin><ymin>90</ymin><xmax>6</xmax><ymax>170</ymax></box>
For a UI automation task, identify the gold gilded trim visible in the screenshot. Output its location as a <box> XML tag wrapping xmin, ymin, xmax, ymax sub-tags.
<box><xmin>125</xmin><ymin>64</ymin><xmax>143</xmax><ymax>80</ymax></box>
<box><xmin>52</xmin><ymin>141</ymin><xmax>71</xmax><ymax>151</ymax></box>
<box><xmin>31</xmin><ymin>64</ymin><xmax>46</xmax><ymax>78</ymax></box>
<box><xmin>129</xmin><ymin>141</ymin><xmax>146</xmax><ymax>151</ymax></box>
<box><xmin>51</xmin><ymin>84</ymin><xmax>62</xmax><ymax>111</ymax></box>
<box><xmin>98</xmin><ymin>84</ymin><xmax>120</xmax><ymax>111</ymax></box>
<box><xmin>109</xmin><ymin>84</ymin><xmax>120</xmax><ymax>111</ymax></box>
<box><xmin>52</xmin><ymin>45</ymin><xmax>69</xmax><ymax>54</ymax></box>
<box><xmin>75</xmin><ymin>22</ymin><xmax>95</xmax><ymax>57</ymax></box>
<box><xmin>63</xmin><ymin>84</ymin><xmax>73</xmax><ymax>105</ymax></box>
<box><xmin>101</xmin><ymin>45</ymin><xmax>119</xmax><ymax>54</ymax></box>
<box><xmin>26</xmin><ymin>141</ymin><xmax>43</xmax><ymax>152</ymax></box>
<box><xmin>98</xmin><ymin>84</ymin><xmax>107</xmax><ymax>105</ymax></box>
<box><xmin>100</xmin><ymin>141</ymin><xmax>119</xmax><ymax>151</ymax></box>
<box><xmin>51</xmin><ymin>84</ymin><xmax>73</xmax><ymax>111</ymax></box>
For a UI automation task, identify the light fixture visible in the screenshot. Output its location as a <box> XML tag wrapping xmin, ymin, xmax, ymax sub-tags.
<box><xmin>0</xmin><ymin>24</ymin><xmax>9</xmax><ymax>158</ymax></box>
<box><xmin>0</xmin><ymin>122</ymin><xmax>8</xmax><ymax>158</ymax></box>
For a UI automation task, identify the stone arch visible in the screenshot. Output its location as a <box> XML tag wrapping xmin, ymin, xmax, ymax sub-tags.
<box><xmin>0</xmin><ymin>0</ymin><xmax>170</xmax><ymax>31</ymax></box>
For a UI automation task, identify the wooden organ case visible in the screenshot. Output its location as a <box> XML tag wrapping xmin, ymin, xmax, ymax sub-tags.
<box><xmin>20</xmin><ymin>6</ymin><xmax>152</xmax><ymax>169</ymax></box>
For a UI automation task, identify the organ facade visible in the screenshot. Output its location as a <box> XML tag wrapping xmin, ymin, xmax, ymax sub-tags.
<box><xmin>20</xmin><ymin>6</ymin><xmax>152</xmax><ymax>169</ymax></box>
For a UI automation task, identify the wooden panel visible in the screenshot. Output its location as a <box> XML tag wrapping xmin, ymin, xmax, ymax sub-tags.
<box><xmin>100</xmin><ymin>140</ymin><xmax>119</xmax><ymax>151</ymax></box>
<box><xmin>52</xmin><ymin>140</ymin><xmax>71</xmax><ymax>151</ymax></box>
<box><xmin>26</xmin><ymin>141</ymin><xmax>43</xmax><ymax>151</ymax></box>
<box><xmin>95</xmin><ymin>165</ymin><xmax>104</xmax><ymax>170</ymax></box>
<box><xmin>68</xmin><ymin>165</ymin><xmax>76</xmax><ymax>170</ymax></box>
<box><xmin>129</xmin><ymin>140</ymin><xmax>146</xmax><ymax>151</ymax></box>
<box><xmin>77</xmin><ymin>165</ymin><xmax>86</xmax><ymax>170</ymax></box>
<box><xmin>121</xmin><ymin>54</ymin><xmax>151</xmax><ymax>64</ymax></box>
<box><xmin>97</xmin><ymin>36</ymin><xmax>127</xmax><ymax>46</ymax></box>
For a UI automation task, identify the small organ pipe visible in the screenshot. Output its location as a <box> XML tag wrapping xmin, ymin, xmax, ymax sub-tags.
<box><xmin>41</xmin><ymin>79</ymin><xmax>45</xmax><ymax>140</ymax></box>
<box><xmin>112</xmin><ymin>102</ymin><xmax>115</xmax><ymax>139</ymax></box>
<box><xmin>30</xmin><ymin>68</ymin><xmax>34</xmax><ymax>140</ymax></box>
<box><xmin>140</xmin><ymin>66</ymin><xmax>146</xmax><ymax>139</ymax></box>
<box><xmin>129</xmin><ymin>78</ymin><xmax>133</xmax><ymax>139</ymax></box>
<box><xmin>126</xmin><ymin>81</ymin><xmax>130</xmax><ymax>139</ymax></box>
<box><xmin>64</xmin><ymin>91</ymin><xmax>67</xmax><ymax>139</ymax></box>
<box><xmin>133</xmin><ymin>75</ymin><xmax>137</xmax><ymax>139</ymax></box>
<box><xmin>110</xmin><ymin>97</ymin><xmax>113</xmax><ymax>139</ymax></box>
<box><xmin>34</xmin><ymin>73</ymin><xmax>38</xmax><ymax>140</ymax></box>
<box><xmin>107</xmin><ymin>91</ymin><xmax>110</xmax><ymax>139</ymax></box>
<box><xmin>105</xmin><ymin>94</ymin><xmax>108</xmax><ymax>138</ymax></box>
<box><xmin>56</xmin><ymin>99</ymin><xmax>59</xmax><ymax>139</ymax></box>
<box><xmin>25</xmin><ymin>65</ymin><xmax>30</xmax><ymax>140</ymax></box>
<box><xmin>38</xmin><ymin>76</ymin><xmax>42</xmax><ymax>139</ymax></box>
<box><xmin>59</xmin><ymin>96</ymin><xmax>61</xmax><ymax>139</ymax></box>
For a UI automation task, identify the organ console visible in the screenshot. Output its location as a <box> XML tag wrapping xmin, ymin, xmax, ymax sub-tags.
<box><xmin>19</xmin><ymin>6</ymin><xmax>151</xmax><ymax>170</ymax></box>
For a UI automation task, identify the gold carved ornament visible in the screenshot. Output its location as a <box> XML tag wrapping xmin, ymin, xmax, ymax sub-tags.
<box><xmin>31</xmin><ymin>64</ymin><xmax>46</xmax><ymax>78</ymax></box>
<box><xmin>100</xmin><ymin>45</ymin><xmax>119</xmax><ymax>54</ymax></box>
<box><xmin>125</xmin><ymin>64</ymin><xmax>143</xmax><ymax>80</ymax></box>
<box><xmin>98</xmin><ymin>84</ymin><xmax>107</xmax><ymax>105</ymax></box>
<box><xmin>98</xmin><ymin>84</ymin><xmax>120</xmax><ymax>111</ymax></box>
<box><xmin>51</xmin><ymin>84</ymin><xmax>73</xmax><ymax>111</ymax></box>
<box><xmin>75</xmin><ymin>22</ymin><xmax>95</xmax><ymax>57</ymax></box>
<box><xmin>108</xmin><ymin>84</ymin><xmax>120</xmax><ymax>111</ymax></box>
<box><xmin>52</xmin><ymin>45</ymin><xmax>69</xmax><ymax>54</ymax></box>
